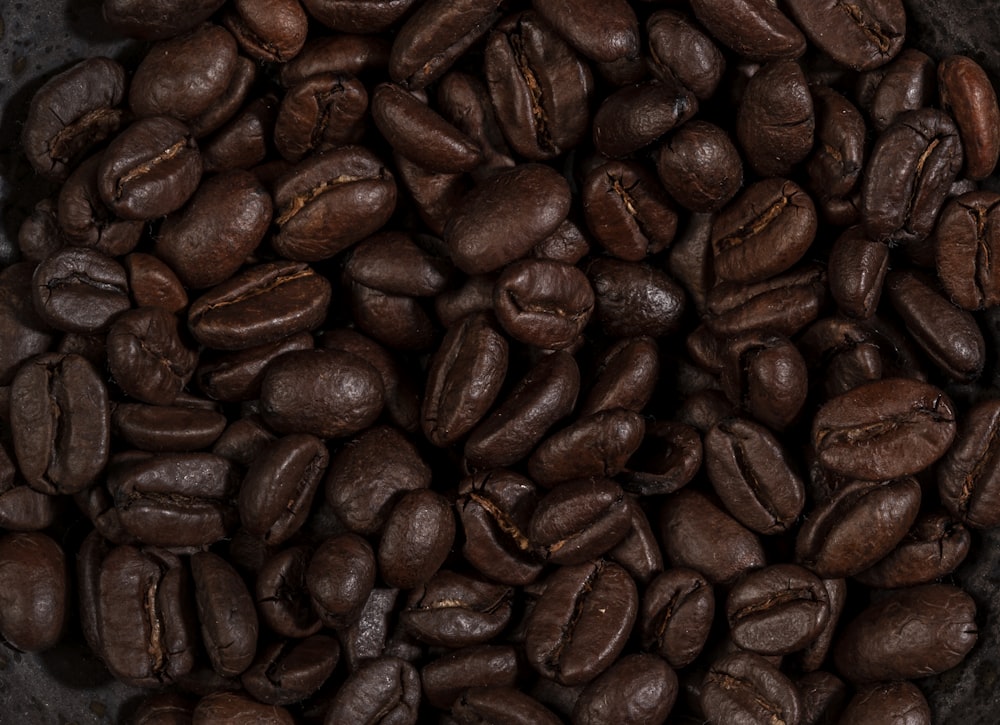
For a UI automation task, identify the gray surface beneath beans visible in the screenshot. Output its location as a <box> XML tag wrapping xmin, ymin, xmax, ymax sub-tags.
<box><xmin>1</xmin><ymin>0</ymin><xmax>1000</xmax><ymax>723</ymax></box>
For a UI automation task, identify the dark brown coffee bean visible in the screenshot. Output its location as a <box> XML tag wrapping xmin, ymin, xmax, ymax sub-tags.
<box><xmin>494</xmin><ymin>259</ymin><xmax>593</xmax><ymax>349</ymax></box>
<box><xmin>529</xmin><ymin>477</ymin><xmax>630</xmax><ymax>565</ymax></box>
<box><xmin>437</xmin><ymin>70</ymin><xmax>517</xmax><ymax>174</ymax></box>
<box><xmin>701</xmin><ymin>652</ymin><xmax>802</xmax><ymax>725</ymax></box>
<box><xmin>102</xmin><ymin>0</ymin><xmax>227</xmax><ymax>40</ymax></box>
<box><xmin>834</xmin><ymin>584</ymin><xmax>977</xmax><ymax>683</ymax></box>
<box><xmin>22</xmin><ymin>57</ymin><xmax>126</xmax><ymax>182</ymax></box>
<box><xmin>640</xmin><ymin>568</ymin><xmax>713</xmax><ymax>669</ymax></box>
<box><xmin>621</xmin><ymin>422</ymin><xmax>702</xmax><ymax>497</ymax></box>
<box><xmin>580</xmin><ymin>337</ymin><xmax>658</xmax><ymax>416</ymax></box>
<box><xmin>241</xmin><ymin>635</ymin><xmax>339</xmax><ymax>705</ymax></box>
<box><xmin>0</xmin><ymin>448</ymin><xmax>57</xmax><ymax>532</ymax></box>
<box><xmin>465</xmin><ymin>350</ymin><xmax>579</xmax><ymax>470</ymax></box>
<box><xmin>274</xmin><ymin>73</ymin><xmax>368</xmax><ymax>162</ymax></box>
<box><xmin>593</xmin><ymin>80</ymin><xmax>697</xmax><ymax>158</ymax></box>
<box><xmin>18</xmin><ymin>198</ymin><xmax>66</xmax><ymax>263</ymax></box>
<box><xmin>457</xmin><ymin>470</ymin><xmax>543</xmax><ymax>586</ymax></box>
<box><xmin>720</xmin><ymin>332</ymin><xmax>809</xmax><ymax>430</ymax></box>
<box><xmin>57</xmin><ymin>154</ymin><xmax>144</xmax><ymax>256</ymax></box>
<box><xmin>113</xmin><ymin>403</ymin><xmax>227</xmax><ymax>452</ymax></box>
<box><xmin>659</xmin><ymin>488</ymin><xmax>765</xmax><ymax>585</ymax></box>
<box><xmin>302</xmin><ymin>0</ymin><xmax>417</xmax><ymax>33</ymax></box>
<box><xmin>272</xmin><ymin>146</ymin><xmax>396</xmax><ymax>261</ymax></box>
<box><xmin>532</xmin><ymin>0</ymin><xmax>638</xmax><ymax>63</ymax></box>
<box><xmin>109</xmin><ymin>453</ymin><xmax>240</xmax><ymax>548</ymax></box>
<box><xmin>156</xmin><ymin>170</ymin><xmax>272</xmax><ymax>290</ymax></box>
<box><xmin>690</xmin><ymin>0</ymin><xmax>805</xmax><ymax>61</ymax></box>
<box><xmin>588</xmin><ymin>258</ymin><xmax>685</xmax><ymax>338</ymax></box>
<box><xmin>379</xmin><ymin>489</ymin><xmax>455</xmax><ymax>589</ymax></box>
<box><xmin>525</xmin><ymin>559</ymin><xmax>637</xmax><ymax>685</ymax></box>
<box><xmin>201</xmin><ymin>95</ymin><xmax>279</xmax><ymax>173</ymax></box>
<box><xmin>854</xmin><ymin>510</ymin><xmax>970</xmax><ymax>588</ymax></box>
<box><xmin>485</xmin><ymin>11</ymin><xmax>593</xmax><ymax>160</ymax></box>
<box><xmin>939</xmin><ymin>55</ymin><xmax>1000</xmax><ymax>179</ymax></box>
<box><xmin>528</xmin><ymin>409</ymin><xmax>645</xmax><ymax>487</ymax></box>
<box><xmin>807</xmin><ymin>86</ymin><xmax>867</xmax><ymax>207</ymax></box>
<box><xmin>346</xmin><ymin>279</ymin><xmax>435</xmax><ymax>352</ymax></box>
<box><xmin>401</xmin><ymin>570</ymin><xmax>514</xmax><ymax>647</ymax></box>
<box><xmin>862</xmin><ymin>108</ymin><xmax>963</xmax><ymax>244</ymax></box>
<box><xmin>812</xmin><ymin>378</ymin><xmax>956</xmax><ymax>480</ymax></box>
<box><xmin>281</xmin><ymin>34</ymin><xmax>392</xmax><ymax>85</ymax></box>
<box><xmin>795</xmin><ymin>477</ymin><xmax>921</xmax><ymax>578</ymax></box>
<box><xmin>452</xmin><ymin>687</ymin><xmax>561</xmax><ymax>725</ymax></box>
<box><xmin>190</xmin><ymin>551</ymin><xmax>258</xmax><ymax>678</ymax></box>
<box><xmin>839</xmin><ymin>681</ymin><xmax>930</xmax><ymax>725</ymax></box>
<box><xmin>32</xmin><ymin>247</ymin><xmax>130</xmax><ymax>334</ymax></box>
<box><xmin>422</xmin><ymin>645</ymin><xmax>519</xmax><ymax>710</ymax></box>
<box><xmin>261</xmin><ymin>348</ymin><xmax>384</xmax><ymax>439</ymax></box>
<box><xmin>223</xmin><ymin>0</ymin><xmax>309</xmax><ymax>63</ymax></box>
<box><xmin>864</xmin><ymin>48</ymin><xmax>937</xmax><ymax>132</ymax></box>
<box><xmin>827</xmin><ymin>226</ymin><xmax>889</xmax><ymax>319</ymax></box>
<box><xmin>647</xmin><ymin>10</ymin><xmax>725</xmax><ymax>100</ymax></box>
<box><xmin>935</xmin><ymin>191</ymin><xmax>1000</xmax><ymax>310</ymax></box>
<box><xmin>323</xmin><ymin>656</ymin><xmax>420</xmax><ymax>725</ymax></box>
<box><xmin>107</xmin><ymin>307</ymin><xmax>199</xmax><ymax>406</ymax></box>
<box><xmin>785</xmin><ymin>0</ymin><xmax>905</xmax><ymax>71</ymax></box>
<box><xmin>656</xmin><ymin>121</ymin><xmax>742</xmax><ymax>214</ymax></box>
<box><xmin>194</xmin><ymin>692</ymin><xmax>294</xmax><ymax>724</ymax></box>
<box><xmin>938</xmin><ymin>398</ymin><xmax>1000</xmax><ymax>528</ymax></box>
<box><xmin>196</xmin><ymin>332</ymin><xmax>315</xmax><ymax>403</ymax></box>
<box><xmin>124</xmin><ymin>253</ymin><xmax>187</xmax><ymax>313</ymax></box>
<box><xmin>582</xmin><ymin>160</ymin><xmax>679</xmax><ymax>261</ymax></box>
<box><xmin>726</xmin><ymin>564</ymin><xmax>829</xmax><ymax>656</ymax></box>
<box><xmin>238</xmin><ymin>434</ymin><xmax>328</xmax><ymax>545</ymax></box>
<box><xmin>344</xmin><ymin>232</ymin><xmax>452</xmax><ymax>298</ymax></box>
<box><xmin>131</xmin><ymin>693</ymin><xmax>197</xmax><ymax>725</ymax></box>
<box><xmin>11</xmin><ymin>353</ymin><xmax>109</xmax><ymax>495</ymax></box>
<box><xmin>0</xmin><ymin>532</ymin><xmax>68</xmax><ymax>652</ymax></box>
<box><xmin>188</xmin><ymin>261</ymin><xmax>330</xmax><ymax>351</ymax></box>
<box><xmin>256</xmin><ymin>546</ymin><xmax>322</xmax><ymax>639</ymax></box>
<box><xmin>445</xmin><ymin>164</ymin><xmax>571</xmax><ymax>275</ymax></box>
<box><xmin>96</xmin><ymin>545</ymin><xmax>197</xmax><ymax>685</ymax></box>
<box><xmin>422</xmin><ymin>312</ymin><xmax>508</xmax><ymax>447</ymax></box>
<box><xmin>706</xmin><ymin>263</ymin><xmax>828</xmax><ymax>338</ymax></box>
<box><xmin>572</xmin><ymin>653</ymin><xmax>677</xmax><ymax>725</ymax></box>
<box><xmin>98</xmin><ymin>116</ymin><xmax>203</xmax><ymax>220</ymax></box>
<box><xmin>737</xmin><ymin>61</ymin><xmax>815</xmax><ymax>177</ymax></box>
<box><xmin>307</xmin><ymin>532</ymin><xmax>376</xmax><ymax>629</ymax></box>
<box><xmin>705</xmin><ymin>417</ymin><xmax>805</xmax><ymax>535</ymax></box>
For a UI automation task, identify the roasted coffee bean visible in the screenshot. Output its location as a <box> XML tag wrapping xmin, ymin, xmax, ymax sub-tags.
<box><xmin>401</xmin><ymin>570</ymin><xmax>514</xmax><ymax>647</ymax></box>
<box><xmin>785</xmin><ymin>0</ymin><xmax>905</xmax><ymax>71</ymax></box>
<box><xmin>720</xmin><ymin>332</ymin><xmax>808</xmax><ymax>429</ymax></box>
<box><xmin>190</xmin><ymin>551</ymin><xmax>258</xmax><ymax>678</ymax></box>
<box><xmin>827</xmin><ymin>226</ymin><xmax>889</xmax><ymax>319</ymax></box>
<box><xmin>795</xmin><ymin>477</ymin><xmax>921</xmax><ymax>578</ymax></box>
<box><xmin>223</xmin><ymin>0</ymin><xmax>309</xmax><ymax>63</ymax></box>
<box><xmin>325</xmin><ymin>425</ymin><xmax>431</xmax><ymax>534</ymax></box>
<box><xmin>108</xmin><ymin>453</ymin><xmax>239</xmax><ymax>548</ymax></box>
<box><xmin>862</xmin><ymin>108</ymin><xmax>963</xmax><ymax>244</ymax></box>
<box><xmin>593</xmin><ymin>81</ymin><xmax>697</xmax><ymax>158</ymax></box>
<box><xmin>445</xmin><ymin>164</ymin><xmax>571</xmax><ymax>275</ymax></box>
<box><xmin>582</xmin><ymin>160</ymin><xmax>679</xmax><ymax>261</ymax></box>
<box><xmin>647</xmin><ymin>10</ymin><xmax>725</xmax><ymax>100</ymax></box>
<box><xmin>12</xmin><ymin>353</ymin><xmax>109</xmax><ymax>495</ymax></box>
<box><xmin>457</xmin><ymin>469</ymin><xmax>543</xmax><ymax>586</ymax></box>
<box><xmin>572</xmin><ymin>653</ymin><xmax>678</xmax><ymax>725</ymax></box>
<box><xmin>529</xmin><ymin>477</ymin><xmax>630</xmax><ymax>565</ymax></box>
<box><xmin>833</xmin><ymin>584</ymin><xmax>977</xmax><ymax>683</ymax></box>
<box><xmin>130</xmin><ymin>24</ymin><xmax>238</xmax><ymax>122</ymax></box>
<box><xmin>201</xmin><ymin>94</ymin><xmax>279</xmax><ymax>173</ymax></box>
<box><xmin>608</xmin><ymin>494</ymin><xmax>663</xmax><ymax>584</ymax></box>
<box><xmin>18</xmin><ymin>197</ymin><xmax>66</xmax><ymax>263</ymax></box>
<box><xmin>188</xmin><ymin>261</ymin><xmax>331</xmax><ymax>350</ymax></box>
<box><xmin>807</xmin><ymin>86</ymin><xmax>867</xmax><ymax>204</ymax></box>
<box><xmin>622</xmin><ymin>422</ymin><xmax>702</xmax><ymax>497</ymax></box>
<box><xmin>812</xmin><ymin>378</ymin><xmax>956</xmax><ymax>480</ymax></box>
<box><xmin>302</xmin><ymin>0</ymin><xmax>417</xmax><ymax>33</ymax></box>
<box><xmin>839</xmin><ymin>681</ymin><xmax>931</xmax><ymax>725</ymax></box>
<box><xmin>97</xmin><ymin>116</ymin><xmax>203</xmax><ymax>220</ymax></box>
<box><xmin>525</xmin><ymin>559</ymin><xmax>637</xmax><ymax>685</ymax></box>
<box><xmin>588</xmin><ymin>258</ymin><xmax>685</xmax><ymax>338</ymax></box>
<box><xmin>712</xmin><ymin>178</ymin><xmax>817</xmax><ymax>282</ymax></box>
<box><xmin>422</xmin><ymin>312</ymin><xmax>508</xmax><ymax>447</ymax></box>
<box><xmin>0</xmin><ymin>451</ymin><xmax>57</xmax><ymax>532</ymax></box>
<box><xmin>726</xmin><ymin>564</ymin><xmax>829</xmax><ymax>656</ymax></box>
<box><xmin>281</xmin><ymin>34</ymin><xmax>392</xmax><ymax>85</ymax></box>
<box><xmin>344</xmin><ymin>231</ymin><xmax>452</xmax><ymax>298</ymax></box>
<box><xmin>324</xmin><ymin>656</ymin><xmax>421</xmax><ymax>725</ymax></box>
<box><xmin>196</xmin><ymin>332</ymin><xmax>315</xmax><ymax>403</ymax></box>
<box><xmin>0</xmin><ymin>532</ymin><xmax>68</xmax><ymax>652</ymax></box>
<box><xmin>527</xmin><ymin>409</ymin><xmax>645</xmax><ymax>487</ymax></box>
<box><xmin>737</xmin><ymin>61</ymin><xmax>815</xmax><ymax>177</ymax></box>
<box><xmin>241</xmin><ymin>635</ymin><xmax>339</xmax><ymax>705</ymax></box>
<box><xmin>379</xmin><ymin>489</ymin><xmax>455</xmax><ymax>589</ymax></box>
<box><xmin>422</xmin><ymin>645</ymin><xmax>519</xmax><ymax>710</ymax></box>
<box><xmin>863</xmin><ymin>48</ymin><xmax>937</xmax><ymax>132</ymax></box>
<box><xmin>938</xmin><ymin>398</ymin><xmax>1000</xmax><ymax>528</ymax></box>
<box><xmin>274</xmin><ymin>73</ymin><xmax>368</xmax><ymax>162</ymax></box>
<box><xmin>131</xmin><ymin>693</ymin><xmax>197</xmax><ymax>725</ymax></box>
<box><xmin>935</xmin><ymin>191</ymin><xmax>1000</xmax><ymax>310</ymax></box>
<box><xmin>436</xmin><ymin>70</ymin><xmax>517</xmax><ymax>174</ymax></box>
<box><xmin>705</xmin><ymin>417</ymin><xmax>805</xmax><ymax>535</ymax></box>
<box><xmin>272</xmin><ymin>146</ymin><xmax>396</xmax><ymax>261</ymax></box>
<box><xmin>346</xmin><ymin>280</ymin><xmax>436</xmax><ymax>352</ymax></box>
<box><xmin>186</xmin><ymin>56</ymin><xmax>257</xmax><ymax>139</ymax></box>
<box><xmin>96</xmin><ymin>545</ymin><xmax>197</xmax><ymax>685</ymax></box>
<box><xmin>107</xmin><ymin>307</ymin><xmax>199</xmax><ymax>406</ymax></box>
<box><xmin>939</xmin><ymin>54</ymin><xmax>1000</xmax><ymax>179</ymax></box>
<box><xmin>255</xmin><ymin>546</ymin><xmax>322</xmax><ymax>639</ymax></box>
<box><xmin>394</xmin><ymin>153</ymin><xmax>469</xmax><ymax>236</ymax></box>
<box><xmin>112</xmin><ymin>403</ymin><xmax>227</xmax><ymax>452</ymax></box>
<box><xmin>32</xmin><ymin>247</ymin><xmax>130</xmax><ymax>334</ymax></box>
<box><xmin>706</xmin><ymin>263</ymin><xmax>828</xmax><ymax>338</ymax></box>
<box><xmin>58</xmin><ymin>154</ymin><xmax>144</xmax><ymax>256</ymax></box>
<box><xmin>493</xmin><ymin>258</ymin><xmax>593</xmax><ymax>349</ymax></box>
<box><xmin>238</xmin><ymin>434</ymin><xmax>328</xmax><ymax>545</ymax></box>
<box><xmin>102</xmin><ymin>0</ymin><xmax>227</xmax><ymax>40</ymax></box>
<box><xmin>640</xmin><ymin>568</ymin><xmax>714</xmax><ymax>669</ymax></box>
<box><xmin>0</xmin><ymin>264</ymin><xmax>53</xmax><ymax>385</ymax></box>
<box><xmin>656</xmin><ymin>121</ymin><xmax>742</xmax><ymax>214</ymax></box>
<box><xmin>452</xmin><ymin>687</ymin><xmax>561</xmax><ymax>725</ymax></box>
<box><xmin>660</xmin><ymin>488</ymin><xmax>765</xmax><ymax>585</ymax></box>
<box><xmin>124</xmin><ymin>253</ymin><xmax>187</xmax><ymax>313</ymax></box>
<box><xmin>580</xmin><ymin>336</ymin><xmax>658</xmax><ymax>416</ymax></box>
<box><xmin>22</xmin><ymin>57</ymin><xmax>126</xmax><ymax>182</ymax></box>
<box><xmin>156</xmin><ymin>170</ymin><xmax>272</xmax><ymax>290</ymax></box>
<box><xmin>532</xmin><ymin>0</ymin><xmax>638</xmax><ymax>63</ymax></box>
<box><xmin>193</xmin><ymin>692</ymin><xmax>293</xmax><ymax>724</ymax></box>
<box><xmin>307</xmin><ymin>532</ymin><xmax>376</xmax><ymax>629</ymax></box>
<box><xmin>485</xmin><ymin>11</ymin><xmax>593</xmax><ymax>160</ymax></box>
<box><xmin>701</xmin><ymin>652</ymin><xmax>802</xmax><ymax>725</ymax></box>
<box><xmin>854</xmin><ymin>510</ymin><xmax>970</xmax><ymax>588</ymax></box>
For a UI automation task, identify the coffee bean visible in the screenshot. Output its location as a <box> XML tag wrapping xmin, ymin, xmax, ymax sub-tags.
<box><xmin>701</xmin><ymin>652</ymin><xmax>802</xmax><ymax>725</ymax></box>
<box><xmin>0</xmin><ymin>532</ymin><xmax>68</xmax><ymax>652</ymax></box>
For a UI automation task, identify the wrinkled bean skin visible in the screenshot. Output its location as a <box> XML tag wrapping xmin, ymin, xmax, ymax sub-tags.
<box><xmin>223</xmin><ymin>0</ymin><xmax>309</xmax><ymax>63</ymax></box>
<box><xmin>107</xmin><ymin>307</ymin><xmax>199</xmax><ymax>406</ymax></box>
<box><xmin>828</xmin><ymin>226</ymin><xmax>889</xmax><ymax>319</ymax></box>
<box><xmin>378</xmin><ymin>489</ymin><xmax>455</xmax><ymax>589</ymax></box>
<box><xmin>532</xmin><ymin>0</ymin><xmax>638</xmax><ymax>63</ymax></box>
<box><xmin>241</xmin><ymin>634</ymin><xmax>339</xmax><ymax>706</ymax></box>
<box><xmin>529</xmin><ymin>477</ymin><xmax>631</xmax><ymax>565</ymax></box>
<box><xmin>275</xmin><ymin>73</ymin><xmax>368</xmax><ymax>162</ymax></box>
<box><xmin>592</xmin><ymin>81</ymin><xmax>697</xmax><ymax>159</ymax></box>
<box><xmin>833</xmin><ymin>584</ymin><xmax>977</xmax><ymax>683</ymax></box>
<box><xmin>641</xmin><ymin>568</ymin><xmax>714</xmax><ymax>669</ymax></box>
<box><xmin>865</xmin><ymin>49</ymin><xmax>937</xmax><ymax>133</ymax></box>
<box><xmin>935</xmin><ymin>191</ymin><xmax>1000</xmax><ymax>310</ymax></box>
<box><xmin>302</xmin><ymin>0</ymin><xmax>418</xmax><ymax>34</ymax></box>
<box><xmin>839</xmin><ymin>682</ymin><xmax>932</xmax><ymax>725</ymax></box>
<box><xmin>812</xmin><ymin>378</ymin><xmax>956</xmax><ymax>481</ymax></box>
<box><xmin>23</xmin><ymin>58</ymin><xmax>126</xmax><ymax>182</ymax></box>
<box><xmin>32</xmin><ymin>247</ymin><xmax>130</xmax><ymax>334</ymax></box>
<box><xmin>493</xmin><ymin>259</ymin><xmax>594</xmax><ymax>349</ymax></box>
<box><xmin>0</xmin><ymin>532</ymin><xmax>68</xmax><ymax>652</ymax></box>
<box><xmin>307</xmin><ymin>533</ymin><xmax>376</xmax><ymax>630</ymax></box>
<box><xmin>401</xmin><ymin>570</ymin><xmax>514</xmax><ymax>648</ymax></box>
<box><xmin>701</xmin><ymin>652</ymin><xmax>802</xmax><ymax>725</ymax></box>
<box><xmin>193</xmin><ymin>692</ymin><xmax>294</xmax><ymax>724</ymax></box>
<box><xmin>784</xmin><ymin>0</ymin><xmax>906</xmax><ymax>71</ymax></box>
<box><xmin>256</xmin><ymin>546</ymin><xmax>322</xmax><ymax>639</ymax></box>
<box><xmin>588</xmin><ymin>258</ymin><xmax>685</xmax><ymax>338</ymax></box>
<box><xmin>323</xmin><ymin>656</ymin><xmax>421</xmax><ymax>725</ymax></box>
<box><xmin>656</xmin><ymin>121</ymin><xmax>743</xmax><ymax>213</ymax></box>
<box><xmin>112</xmin><ymin>403</ymin><xmax>227</xmax><ymax>452</ymax></box>
<box><xmin>853</xmin><ymin>510</ymin><xmax>971</xmax><ymax>588</ymax></box>
<box><xmin>647</xmin><ymin>10</ymin><xmax>725</xmax><ymax>101</ymax></box>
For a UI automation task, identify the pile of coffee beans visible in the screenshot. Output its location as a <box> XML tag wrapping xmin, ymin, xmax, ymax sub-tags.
<box><xmin>3</xmin><ymin>0</ymin><xmax>999</xmax><ymax>722</ymax></box>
